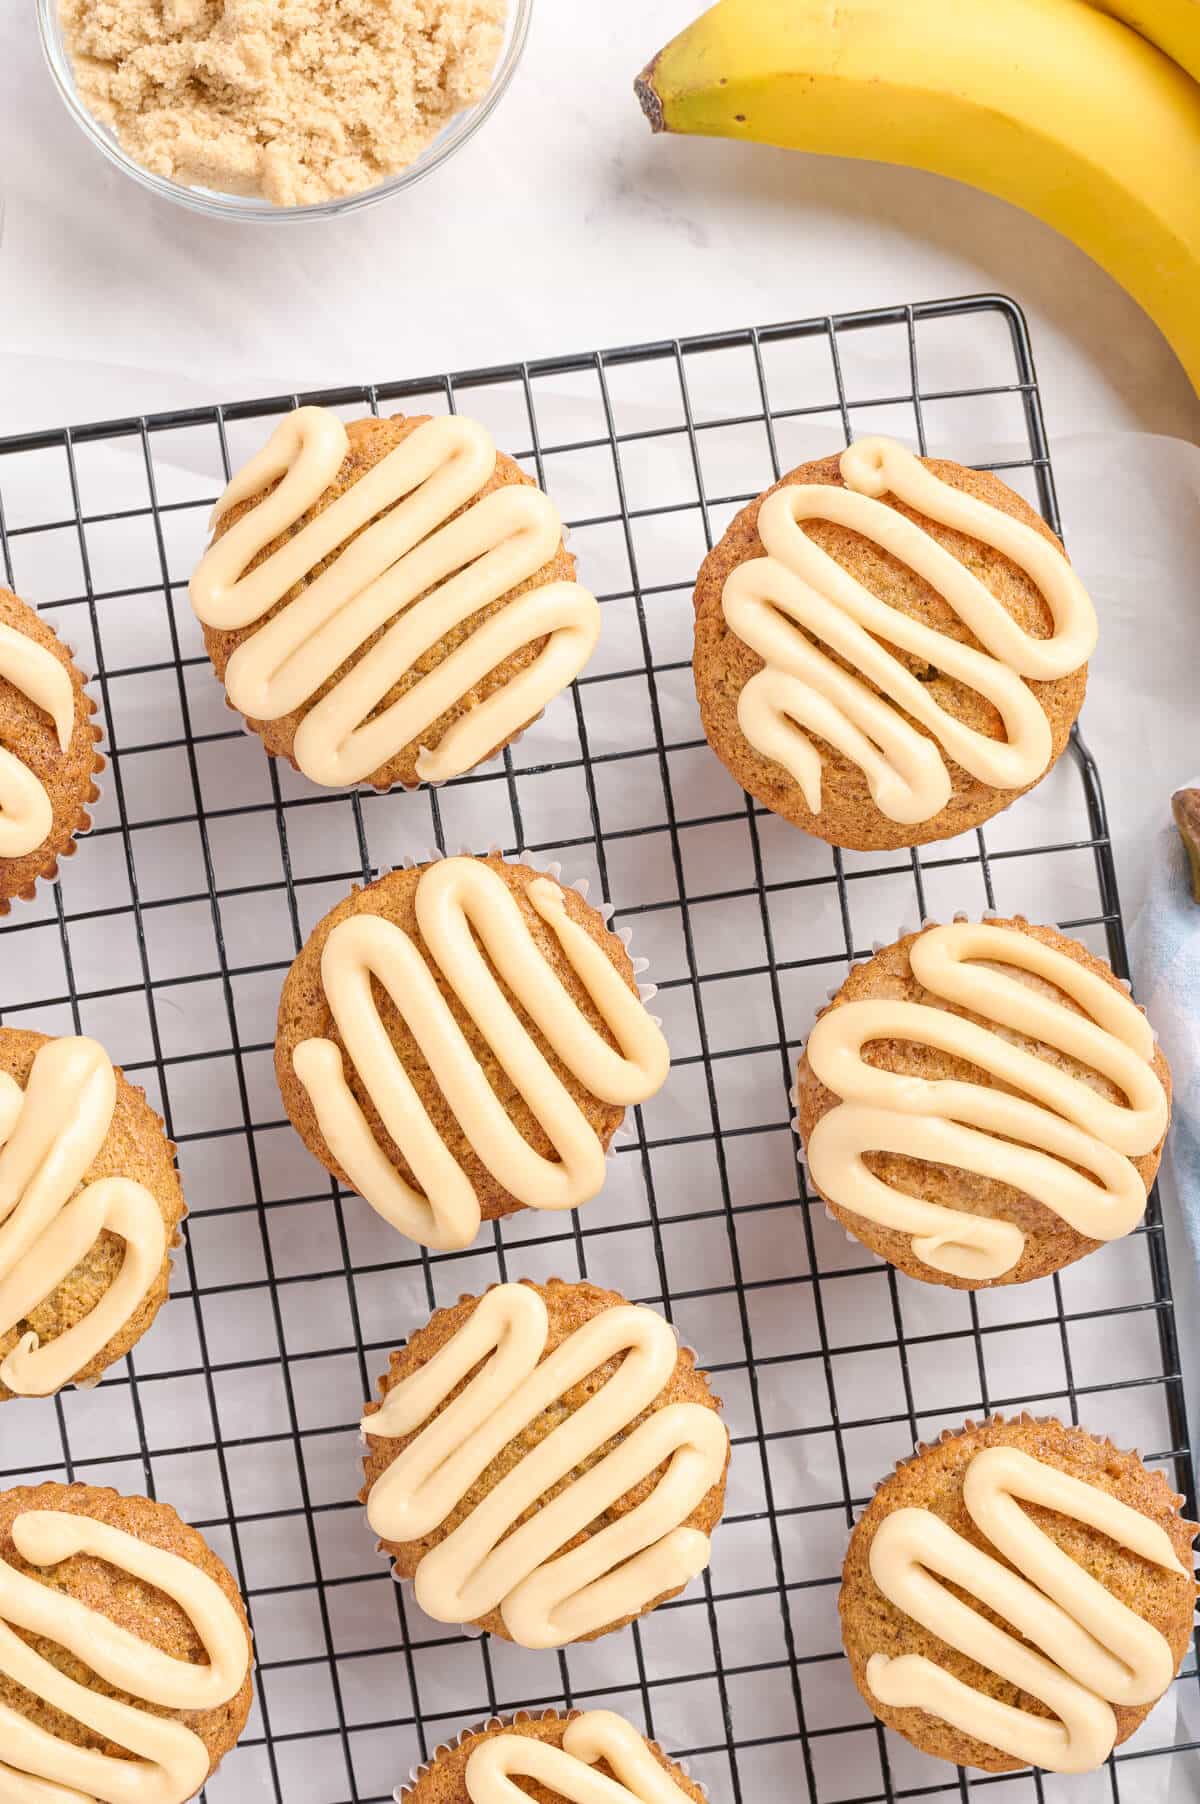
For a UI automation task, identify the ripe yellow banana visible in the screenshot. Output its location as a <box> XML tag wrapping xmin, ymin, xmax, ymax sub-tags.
<box><xmin>636</xmin><ymin>0</ymin><xmax>1200</xmax><ymax>394</ymax></box>
<box><xmin>1088</xmin><ymin>0</ymin><xmax>1200</xmax><ymax>82</ymax></box>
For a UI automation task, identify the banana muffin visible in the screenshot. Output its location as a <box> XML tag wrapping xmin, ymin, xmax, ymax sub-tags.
<box><xmin>275</xmin><ymin>853</ymin><xmax>669</xmax><ymax>1252</ymax></box>
<box><xmin>840</xmin><ymin>1415</ymin><xmax>1197</xmax><ymax>1772</ymax></box>
<box><xmin>0</xmin><ymin>1481</ymin><xmax>254</xmax><ymax>1800</ymax></box>
<box><xmin>361</xmin><ymin>1278</ymin><xmax>729</xmax><ymax>1646</ymax></box>
<box><xmin>795</xmin><ymin>916</ymin><xmax>1170</xmax><ymax>1288</ymax></box>
<box><xmin>401</xmin><ymin>1708</ymin><xmax>707</xmax><ymax>1802</ymax></box>
<box><xmin>0</xmin><ymin>587</ymin><xmax>103</xmax><ymax>912</ymax></box>
<box><xmin>190</xmin><ymin>406</ymin><xmax>600</xmax><ymax>790</ymax></box>
<box><xmin>693</xmin><ymin>436</ymin><xmax>1093</xmax><ymax>850</ymax></box>
<box><xmin>0</xmin><ymin>1028</ymin><xmax>185</xmax><ymax>1399</ymax></box>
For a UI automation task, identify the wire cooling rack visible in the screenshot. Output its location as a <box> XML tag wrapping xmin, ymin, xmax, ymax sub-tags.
<box><xmin>0</xmin><ymin>294</ymin><xmax>1194</xmax><ymax>1804</ymax></box>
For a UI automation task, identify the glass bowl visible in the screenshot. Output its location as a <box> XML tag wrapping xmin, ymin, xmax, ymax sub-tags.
<box><xmin>36</xmin><ymin>0</ymin><xmax>532</xmax><ymax>222</ymax></box>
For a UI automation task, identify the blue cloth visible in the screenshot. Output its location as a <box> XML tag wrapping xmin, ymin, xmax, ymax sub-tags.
<box><xmin>1133</xmin><ymin>795</ymin><xmax>1200</xmax><ymax>1484</ymax></box>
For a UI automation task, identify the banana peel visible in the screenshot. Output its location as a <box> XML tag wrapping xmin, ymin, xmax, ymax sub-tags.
<box><xmin>635</xmin><ymin>0</ymin><xmax>1200</xmax><ymax>395</ymax></box>
<box><xmin>1090</xmin><ymin>0</ymin><xmax>1200</xmax><ymax>83</ymax></box>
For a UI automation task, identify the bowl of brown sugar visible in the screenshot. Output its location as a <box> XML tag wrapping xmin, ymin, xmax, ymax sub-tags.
<box><xmin>37</xmin><ymin>0</ymin><xmax>531</xmax><ymax>220</ymax></box>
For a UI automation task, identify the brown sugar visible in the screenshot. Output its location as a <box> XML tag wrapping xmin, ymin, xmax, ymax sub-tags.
<box><xmin>59</xmin><ymin>0</ymin><xmax>507</xmax><ymax>206</ymax></box>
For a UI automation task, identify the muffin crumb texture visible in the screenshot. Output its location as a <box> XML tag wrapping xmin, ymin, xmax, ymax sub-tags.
<box><xmin>60</xmin><ymin>0</ymin><xmax>507</xmax><ymax>205</ymax></box>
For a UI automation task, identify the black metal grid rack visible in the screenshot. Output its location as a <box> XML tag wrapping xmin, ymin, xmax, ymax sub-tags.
<box><xmin>0</xmin><ymin>293</ymin><xmax>1193</xmax><ymax>1804</ymax></box>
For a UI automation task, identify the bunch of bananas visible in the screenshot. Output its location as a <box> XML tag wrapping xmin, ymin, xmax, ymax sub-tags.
<box><xmin>636</xmin><ymin>0</ymin><xmax>1200</xmax><ymax>392</ymax></box>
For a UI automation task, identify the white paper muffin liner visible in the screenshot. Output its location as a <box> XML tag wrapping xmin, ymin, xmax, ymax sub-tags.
<box><xmin>393</xmin><ymin>1707</ymin><xmax>708</xmax><ymax>1802</ymax></box>
<box><xmin>360</xmin><ymin>1280</ymin><xmax>721</xmax><ymax>1637</ymax></box>
<box><xmin>787</xmin><ymin>909</ymin><xmax>1157</xmax><ymax>1254</ymax></box>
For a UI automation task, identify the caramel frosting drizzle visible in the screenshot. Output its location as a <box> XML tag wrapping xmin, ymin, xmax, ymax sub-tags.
<box><xmin>722</xmin><ymin>436</ymin><xmax>1096</xmax><ymax>825</ymax></box>
<box><xmin>464</xmin><ymin>1711</ymin><xmax>694</xmax><ymax>1803</ymax></box>
<box><xmin>0</xmin><ymin>622</ymin><xmax>75</xmax><ymax>859</ymax></box>
<box><xmin>0</xmin><ymin>1508</ymin><xmax>249</xmax><ymax>1804</ymax></box>
<box><xmin>363</xmin><ymin>1284</ymin><xmax>728</xmax><ymax>1649</ymax></box>
<box><xmin>189</xmin><ymin>406</ymin><xmax>601</xmax><ymax>789</ymax></box>
<box><xmin>867</xmin><ymin>1444</ymin><xmax>1191</xmax><ymax>1772</ymax></box>
<box><xmin>804</xmin><ymin>922</ymin><xmax>1167</xmax><ymax>1280</ymax></box>
<box><xmin>293</xmin><ymin>857</ymin><xmax>669</xmax><ymax>1252</ymax></box>
<box><xmin>0</xmin><ymin>1038</ymin><xmax>167</xmax><ymax>1398</ymax></box>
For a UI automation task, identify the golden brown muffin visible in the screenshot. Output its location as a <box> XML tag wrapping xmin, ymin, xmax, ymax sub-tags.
<box><xmin>275</xmin><ymin>854</ymin><xmax>661</xmax><ymax>1239</ymax></box>
<box><xmin>0</xmin><ymin>1027</ymin><xmax>185</xmax><ymax>1400</ymax></box>
<box><xmin>795</xmin><ymin>917</ymin><xmax>1171</xmax><ymax>1289</ymax></box>
<box><xmin>693</xmin><ymin>451</ymin><xmax>1088</xmax><ymax>851</ymax></box>
<box><xmin>362</xmin><ymin>1278</ymin><xmax>728</xmax><ymax>1643</ymax></box>
<box><xmin>0</xmin><ymin>1482</ymin><xmax>253</xmax><ymax>1791</ymax></box>
<box><xmin>840</xmin><ymin>1416</ymin><xmax>1198</xmax><ymax>1772</ymax></box>
<box><xmin>400</xmin><ymin>1710</ymin><xmax>707</xmax><ymax>1803</ymax></box>
<box><xmin>199</xmin><ymin>412</ymin><xmax>580</xmax><ymax>790</ymax></box>
<box><xmin>0</xmin><ymin>588</ymin><xmax>103</xmax><ymax>912</ymax></box>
